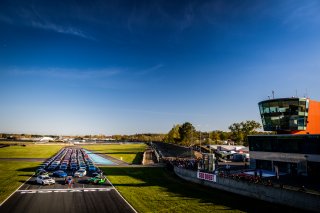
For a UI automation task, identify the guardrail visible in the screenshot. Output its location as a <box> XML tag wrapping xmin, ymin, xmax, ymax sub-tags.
<box><xmin>150</xmin><ymin>142</ymin><xmax>162</xmax><ymax>163</ymax></box>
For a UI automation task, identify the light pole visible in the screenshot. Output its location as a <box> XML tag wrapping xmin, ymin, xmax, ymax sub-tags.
<box><xmin>196</xmin><ymin>125</ymin><xmax>201</xmax><ymax>154</ymax></box>
<box><xmin>209</xmin><ymin>131</ymin><xmax>212</xmax><ymax>154</ymax></box>
<box><xmin>200</xmin><ymin>131</ymin><xmax>201</xmax><ymax>153</ymax></box>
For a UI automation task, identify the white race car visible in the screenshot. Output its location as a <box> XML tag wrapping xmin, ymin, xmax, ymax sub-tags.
<box><xmin>74</xmin><ymin>169</ymin><xmax>87</xmax><ymax>177</ymax></box>
<box><xmin>36</xmin><ymin>175</ymin><xmax>55</xmax><ymax>185</ymax></box>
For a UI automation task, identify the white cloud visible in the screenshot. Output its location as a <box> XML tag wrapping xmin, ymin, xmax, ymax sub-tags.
<box><xmin>30</xmin><ymin>21</ymin><xmax>95</xmax><ymax>41</ymax></box>
<box><xmin>0</xmin><ymin>5</ymin><xmax>96</xmax><ymax>41</ymax></box>
<box><xmin>8</xmin><ymin>67</ymin><xmax>121</xmax><ymax>80</ymax></box>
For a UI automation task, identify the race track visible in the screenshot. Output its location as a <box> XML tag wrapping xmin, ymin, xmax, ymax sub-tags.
<box><xmin>0</xmin><ymin>175</ymin><xmax>136</xmax><ymax>213</ymax></box>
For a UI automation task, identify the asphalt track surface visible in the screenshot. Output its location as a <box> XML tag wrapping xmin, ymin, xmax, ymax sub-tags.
<box><xmin>1</xmin><ymin>174</ymin><xmax>136</xmax><ymax>213</ymax></box>
<box><xmin>0</xmin><ymin>146</ymin><xmax>136</xmax><ymax>213</ymax></box>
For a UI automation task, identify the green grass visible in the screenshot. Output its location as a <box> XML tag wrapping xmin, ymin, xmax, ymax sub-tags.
<box><xmin>81</xmin><ymin>144</ymin><xmax>147</xmax><ymax>164</ymax></box>
<box><xmin>0</xmin><ymin>144</ymin><xmax>65</xmax><ymax>158</ymax></box>
<box><xmin>102</xmin><ymin>167</ymin><xmax>295</xmax><ymax>213</ymax></box>
<box><xmin>0</xmin><ymin>161</ymin><xmax>40</xmax><ymax>203</ymax></box>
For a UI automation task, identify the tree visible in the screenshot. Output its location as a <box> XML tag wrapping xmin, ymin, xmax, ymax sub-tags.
<box><xmin>228</xmin><ymin>123</ymin><xmax>244</xmax><ymax>144</ymax></box>
<box><xmin>228</xmin><ymin>120</ymin><xmax>262</xmax><ymax>145</ymax></box>
<box><xmin>179</xmin><ymin>122</ymin><xmax>196</xmax><ymax>146</ymax></box>
<box><xmin>210</xmin><ymin>131</ymin><xmax>220</xmax><ymax>143</ymax></box>
<box><xmin>164</xmin><ymin>124</ymin><xmax>181</xmax><ymax>143</ymax></box>
<box><xmin>219</xmin><ymin>131</ymin><xmax>230</xmax><ymax>141</ymax></box>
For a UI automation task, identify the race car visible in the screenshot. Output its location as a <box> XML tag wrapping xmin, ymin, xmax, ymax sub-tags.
<box><xmin>74</xmin><ymin>169</ymin><xmax>87</xmax><ymax>177</ymax></box>
<box><xmin>36</xmin><ymin>175</ymin><xmax>55</xmax><ymax>185</ymax></box>
<box><xmin>35</xmin><ymin>168</ymin><xmax>48</xmax><ymax>176</ymax></box>
<box><xmin>87</xmin><ymin>174</ymin><xmax>107</xmax><ymax>184</ymax></box>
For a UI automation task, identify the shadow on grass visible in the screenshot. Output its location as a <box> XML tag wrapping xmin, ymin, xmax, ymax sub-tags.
<box><xmin>132</xmin><ymin>152</ymin><xmax>143</xmax><ymax>164</ymax></box>
<box><xmin>102</xmin><ymin>167</ymin><xmax>301</xmax><ymax>213</ymax></box>
<box><xmin>16</xmin><ymin>166</ymin><xmax>39</xmax><ymax>172</ymax></box>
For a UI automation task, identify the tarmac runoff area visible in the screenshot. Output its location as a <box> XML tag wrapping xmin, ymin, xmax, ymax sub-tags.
<box><xmin>0</xmin><ymin>150</ymin><xmax>136</xmax><ymax>213</ymax></box>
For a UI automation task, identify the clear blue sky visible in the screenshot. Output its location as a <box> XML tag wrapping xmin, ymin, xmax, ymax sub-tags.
<box><xmin>1</xmin><ymin>0</ymin><xmax>320</xmax><ymax>135</ymax></box>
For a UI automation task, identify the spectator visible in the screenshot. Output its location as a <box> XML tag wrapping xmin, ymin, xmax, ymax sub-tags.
<box><xmin>259</xmin><ymin>169</ymin><xmax>263</xmax><ymax>178</ymax></box>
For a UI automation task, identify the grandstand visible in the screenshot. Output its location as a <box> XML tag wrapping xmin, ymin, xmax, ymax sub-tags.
<box><xmin>151</xmin><ymin>142</ymin><xmax>194</xmax><ymax>160</ymax></box>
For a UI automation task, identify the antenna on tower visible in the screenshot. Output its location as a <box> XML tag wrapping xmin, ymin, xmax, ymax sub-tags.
<box><xmin>272</xmin><ymin>90</ymin><xmax>274</xmax><ymax>99</ymax></box>
<box><xmin>295</xmin><ymin>89</ymin><xmax>298</xmax><ymax>97</ymax></box>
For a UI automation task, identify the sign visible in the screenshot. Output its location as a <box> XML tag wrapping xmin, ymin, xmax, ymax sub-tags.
<box><xmin>197</xmin><ymin>171</ymin><xmax>216</xmax><ymax>182</ymax></box>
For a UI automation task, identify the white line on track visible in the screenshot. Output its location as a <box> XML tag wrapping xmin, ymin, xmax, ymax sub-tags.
<box><xmin>18</xmin><ymin>187</ymin><xmax>112</xmax><ymax>194</ymax></box>
<box><xmin>20</xmin><ymin>191</ymin><xmax>36</xmax><ymax>194</ymax></box>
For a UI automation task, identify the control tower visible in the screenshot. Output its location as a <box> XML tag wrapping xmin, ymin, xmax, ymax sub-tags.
<box><xmin>248</xmin><ymin>97</ymin><xmax>320</xmax><ymax>177</ymax></box>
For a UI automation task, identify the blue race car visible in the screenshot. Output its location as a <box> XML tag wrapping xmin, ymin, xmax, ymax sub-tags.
<box><xmin>52</xmin><ymin>170</ymin><xmax>68</xmax><ymax>178</ymax></box>
<box><xmin>88</xmin><ymin>165</ymin><xmax>96</xmax><ymax>172</ymax></box>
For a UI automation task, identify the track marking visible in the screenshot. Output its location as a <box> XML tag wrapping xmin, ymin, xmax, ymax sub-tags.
<box><xmin>69</xmin><ymin>190</ymin><xmax>82</xmax><ymax>192</ymax></box>
<box><xmin>20</xmin><ymin>191</ymin><xmax>36</xmax><ymax>194</ymax></box>
<box><xmin>38</xmin><ymin>191</ymin><xmax>52</xmax><ymax>193</ymax></box>
<box><xmin>18</xmin><ymin>187</ymin><xmax>112</xmax><ymax>194</ymax></box>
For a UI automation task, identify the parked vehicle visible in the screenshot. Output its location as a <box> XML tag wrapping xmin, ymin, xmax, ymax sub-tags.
<box><xmin>60</xmin><ymin>164</ymin><xmax>68</xmax><ymax>171</ymax></box>
<box><xmin>88</xmin><ymin>174</ymin><xmax>107</xmax><ymax>184</ymax></box>
<box><xmin>88</xmin><ymin>165</ymin><xmax>96</xmax><ymax>172</ymax></box>
<box><xmin>74</xmin><ymin>169</ymin><xmax>86</xmax><ymax>177</ymax></box>
<box><xmin>92</xmin><ymin>168</ymin><xmax>102</xmax><ymax>177</ymax></box>
<box><xmin>52</xmin><ymin>170</ymin><xmax>68</xmax><ymax>178</ymax></box>
<box><xmin>36</xmin><ymin>175</ymin><xmax>55</xmax><ymax>185</ymax></box>
<box><xmin>70</xmin><ymin>164</ymin><xmax>78</xmax><ymax>170</ymax></box>
<box><xmin>35</xmin><ymin>169</ymin><xmax>48</xmax><ymax>176</ymax></box>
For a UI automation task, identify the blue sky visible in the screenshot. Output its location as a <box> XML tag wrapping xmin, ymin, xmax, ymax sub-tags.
<box><xmin>1</xmin><ymin>0</ymin><xmax>320</xmax><ymax>135</ymax></box>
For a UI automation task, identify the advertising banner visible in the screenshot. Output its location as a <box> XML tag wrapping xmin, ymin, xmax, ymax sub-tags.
<box><xmin>197</xmin><ymin>171</ymin><xmax>216</xmax><ymax>182</ymax></box>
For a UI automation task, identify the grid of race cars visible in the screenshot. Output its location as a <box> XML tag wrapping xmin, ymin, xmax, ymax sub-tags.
<box><xmin>35</xmin><ymin>148</ymin><xmax>107</xmax><ymax>186</ymax></box>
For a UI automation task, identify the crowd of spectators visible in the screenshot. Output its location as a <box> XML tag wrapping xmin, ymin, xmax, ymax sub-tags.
<box><xmin>149</xmin><ymin>142</ymin><xmax>318</xmax><ymax>194</ymax></box>
<box><xmin>166</xmin><ymin>156</ymin><xmax>276</xmax><ymax>187</ymax></box>
<box><xmin>218</xmin><ymin>171</ymin><xmax>274</xmax><ymax>186</ymax></box>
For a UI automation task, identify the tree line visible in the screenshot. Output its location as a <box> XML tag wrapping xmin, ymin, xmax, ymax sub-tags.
<box><xmin>0</xmin><ymin>120</ymin><xmax>269</xmax><ymax>146</ymax></box>
<box><xmin>163</xmin><ymin>120</ymin><xmax>269</xmax><ymax>146</ymax></box>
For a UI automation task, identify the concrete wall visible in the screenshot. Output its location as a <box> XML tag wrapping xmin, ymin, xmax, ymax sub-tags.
<box><xmin>174</xmin><ymin>167</ymin><xmax>320</xmax><ymax>212</ymax></box>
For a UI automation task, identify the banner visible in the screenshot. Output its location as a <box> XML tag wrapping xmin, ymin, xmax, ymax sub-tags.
<box><xmin>197</xmin><ymin>171</ymin><xmax>216</xmax><ymax>182</ymax></box>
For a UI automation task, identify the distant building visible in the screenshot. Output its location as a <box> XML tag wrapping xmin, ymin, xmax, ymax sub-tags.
<box><xmin>39</xmin><ymin>137</ymin><xmax>54</xmax><ymax>142</ymax></box>
<box><xmin>249</xmin><ymin>97</ymin><xmax>320</xmax><ymax>177</ymax></box>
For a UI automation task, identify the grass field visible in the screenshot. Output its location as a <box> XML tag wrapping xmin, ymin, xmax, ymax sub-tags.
<box><xmin>81</xmin><ymin>144</ymin><xmax>147</xmax><ymax>164</ymax></box>
<box><xmin>0</xmin><ymin>144</ymin><xmax>65</xmax><ymax>158</ymax></box>
<box><xmin>102</xmin><ymin>167</ymin><xmax>295</xmax><ymax>213</ymax></box>
<box><xmin>0</xmin><ymin>161</ymin><xmax>40</xmax><ymax>203</ymax></box>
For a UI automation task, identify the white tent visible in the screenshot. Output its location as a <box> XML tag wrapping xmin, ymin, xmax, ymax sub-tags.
<box><xmin>39</xmin><ymin>137</ymin><xmax>54</xmax><ymax>142</ymax></box>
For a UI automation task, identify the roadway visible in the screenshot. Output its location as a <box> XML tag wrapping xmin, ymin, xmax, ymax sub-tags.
<box><xmin>0</xmin><ymin>150</ymin><xmax>136</xmax><ymax>213</ymax></box>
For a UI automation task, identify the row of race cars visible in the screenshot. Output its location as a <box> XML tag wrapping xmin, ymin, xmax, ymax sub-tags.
<box><xmin>34</xmin><ymin>147</ymin><xmax>107</xmax><ymax>186</ymax></box>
